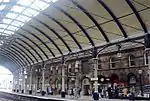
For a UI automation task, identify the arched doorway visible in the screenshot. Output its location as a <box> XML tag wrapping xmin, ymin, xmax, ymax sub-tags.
<box><xmin>81</xmin><ymin>77</ymin><xmax>91</xmax><ymax>96</ymax></box>
<box><xmin>111</xmin><ymin>73</ymin><xmax>119</xmax><ymax>88</ymax></box>
<box><xmin>127</xmin><ymin>73</ymin><xmax>137</xmax><ymax>86</ymax></box>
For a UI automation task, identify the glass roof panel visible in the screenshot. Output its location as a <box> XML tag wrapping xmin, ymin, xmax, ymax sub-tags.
<box><xmin>51</xmin><ymin>0</ymin><xmax>58</xmax><ymax>2</ymax></box>
<box><xmin>7</xmin><ymin>26</ymin><xmax>19</xmax><ymax>31</ymax></box>
<box><xmin>4</xmin><ymin>30</ymin><xmax>13</xmax><ymax>35</ymax></box>
<box><xmin>6</xmin><ymin>13</ymin><xmax>18</xmax><ymax>19</ymax></box>
<box><xmin>22</xmin><ymin>8</ymin><xmax>39</xmax><ymax>16</ymax></box>
<box><xmin>11</xmin><ymin>21</ymin><xmax>24</xmax><ymax>27</ymax></box>
<box><xmin>0</xmin><ymin>24</ymin><xmax>7</xmax><ymax>29</ymax></box>
<box><xmin>3</xmin><ymin>0</ymin><xmax>9</xmax><ymax>2</ymax></box>
<box><xmin>11</xmin><ymin>6</ymin><xmax>25</xmax><ymax>13</ymax></box>
<box><xmin>31</xmin><ymin>0</ymin><xmax>49</xmax><ymax>10</ymax></box>
<box><xmin>0</xmin><ymin>29</ymin><xmax>4</xmax><ymax>32</ymax></box>
<box><xmin>16</xmin><ymin>15</ymin><xmax>30</xmax><ymax>22</ymax></box>
<box><xmin>0</xmin><ymin>0</ymin><xmax>58</xmax><ymax>47</ymax></box>
<box><xmin>0</xmin><ymin>5</ymin><xmax>6</xmax><ymax>10</ymax></box>
<box><xmin>3</xmin><ymin>19</ymin><xmax>12</xmax><ymax>24</ymax></box>
<box><xmin>17</xmin><ymin>0</ymin><xmax>35</xmax><ymax>6</ymax></box>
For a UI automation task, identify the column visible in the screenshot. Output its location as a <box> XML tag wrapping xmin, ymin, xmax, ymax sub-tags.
<box><xmin>12</xmin><ymin>76</ymin><xmax>16</xmax><ymax>92</ymax></box>
<box><xmin>61</xmin><ymin>64</ymin><xmax>66</xmax><ymax>98</ymax></box>
<box><xmin>17</xmin><ymin>75</ymin><xmax>19</xmax><ymax>92</ymax></box>
<box><xmin>148</xmin><ymin>54</ymin><xmax>150</xmax><ymax>83</ymax></box>
<box><xmin>29</xmin><ymin>71</ymin><xmax>32</xmax><ymax>94</ymax></box>
<box><xmin>41</xmin><ymin>68</ymin><xmax>46</xmax><ymax>96</ymax></box>
<box><xmin>93</xmin><ymin>58</ymin><xmax>99</xmax><ymax>100</ymax></box>
<box><xmin>21</xmin><ymin>69</ymin><xmax>25</xmax><ymax>93</ymax></box>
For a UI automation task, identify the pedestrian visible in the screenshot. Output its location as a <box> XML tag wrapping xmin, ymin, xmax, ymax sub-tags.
<box><xmin>70</xmin><ymin>88</ymin><xmax>74</xmax><ymax>98</ymax></box>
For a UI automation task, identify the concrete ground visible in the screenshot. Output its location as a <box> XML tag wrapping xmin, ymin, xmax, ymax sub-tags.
<box><xmin>5</xmin><ymin>91</ymin><xmax>149</xmax><ymax>101</ymax></box>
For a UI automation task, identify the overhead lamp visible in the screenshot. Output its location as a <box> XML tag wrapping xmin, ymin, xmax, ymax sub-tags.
<box><xmin>117</xmin><ymin>44</ymin><xmax>122</xmax><ymax>58</ymax></box>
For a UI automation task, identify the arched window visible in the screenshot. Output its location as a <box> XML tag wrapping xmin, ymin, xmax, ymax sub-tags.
<box><xmin>129</xmin><ymin>55</ymin><xmax>135</xmax><ymax>67</ymax></box>
<box><xmin>109</xmin><ymin>57</ymin><xmax>116</xmax><ymax>69</ymax></box>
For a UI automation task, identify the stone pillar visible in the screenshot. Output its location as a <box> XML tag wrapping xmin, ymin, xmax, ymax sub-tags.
<box><xmin>41</xmin><ymin>68</ymin><xmax>46</xmax><ymax>96</ymax></box>
<box><xmin>61</xmin><ymin>64</ymin><xmax>66</xmax><ymax>98</ymax></box>
<box><xmin>21</xmin><ymin>69</ymin><xmax>25</xmax><ymax>93</ymax></box>
<box><xmin>148</xmin><ymin>55</ymin><xmax>150</xmax><ymax>83</ymax></box>
<box><xmin>17</xmin><ymin>75</ymin><xmax>19</xmax><ymax>92</ymax></box>
<box><xmin>93</xmin><ymin>58</ymin><xmax>99</xmax><ymax>100</ymax></box>
<box><xmin>29</xmin><ymin>71</ymin><xmax>32</xmax><ymax>94</ymax></box>
<box><xmin>13</xmin><ymin>76</ymin><xmax>16</xmax><ymax>92</ymax></box>
<box><xmin>92</xmin><ymin>47</ymin><xmax>99</xmax><ymax>100</ymax></box>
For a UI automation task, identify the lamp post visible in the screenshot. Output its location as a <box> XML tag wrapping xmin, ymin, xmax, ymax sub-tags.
<box><xmin>29</xmin><ymin>66</ymin><xmax>33</xmax><ymax>94</ymax></box>
<box><xmin>138</xmin><ymin>69</ymin><xmax>143</xmax><ymax>96</ymax></box>
<box><xmin>91</xmin><ymin>46</ymin><xmax>109</xmax><ymax>100</ymax></box>
<box><xmin>61</xmin><ymin>54</ymin><xmax>79</xmax><ymax>98</ymax></box>
<box><xmin>21</xmin><ymin>68</ymin><xmax>25</xmax><ymax>93</ymax></box>
<box><xmin>41</xmin><ymin>62</ymin><xmax>49</xmax><ymax>96</ymax></box>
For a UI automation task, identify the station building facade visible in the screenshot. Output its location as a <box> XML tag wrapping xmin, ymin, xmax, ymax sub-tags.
<box><xmin>27</xmin><ymin>45</ymin><xmax>150</xmax><ymax>95</ymax></box>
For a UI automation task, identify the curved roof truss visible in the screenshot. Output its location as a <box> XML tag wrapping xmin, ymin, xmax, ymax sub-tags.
<box><xmin>0</xmin><ymin>0</ymin><xmax>148</xmax><ymax>72</ymax></box>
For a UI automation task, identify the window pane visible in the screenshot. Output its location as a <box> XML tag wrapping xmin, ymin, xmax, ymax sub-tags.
<box><xmin>0</xmin><ymin>29</ymin><xmax>4</xmax><ymax>32</ymax></box>
<box><xmin>3</xmin><ymin>0</ymin><xmax>9</xmax><ymax>2</ymax></box>
<box><xmin>34</xmin><ymin>0</ymin><xmax>49</xmax><ymax>10</ymax></box>
<box><xmin>4</xmin><ymin>30</ymin><xmax>13</xmax><ymax>35</ymax></box>
<box><xmin>0</xmin><ymin>24</ymin><xmax>7</xmax><ymax>28</ymax></box>
<box><xmin>22</xmin><ymin>8</ymin><xmax>39</xmax><ymax>16</ymax></box>
<box><xmin>3</xmin><ymin>19</ymin><xmax>12</xmax><ymax>24</ymax></box>
<box><xmin>6</xmin><ymin>13</ymin><xmax>18</xmax><ymax>19</ymax></box>
<box><xmin>17</xmin><ymin>0</ymin><xmax>35</xmax><ymax>6</ymax></box>
<box><xmin>131</xmin><ymin>61</ymin><xmax>135</xmax><ymax>66</ymax></box>
<box><xmin>11</xmin><ymin>6</ymin><xmax>25</xmax><ymax>13</ymax></box>
<box><xmin>0</xmin><ymin>5</ymin><xmax>6</xmax><ymax>10</ymax></box>
<box><xmin>51</xmin><ymin>0</ymin><xmax>58</xmax><ymax>2</ymax></box>
<box><xmin>11</xmin><ymin>21</ymin><xmax>24</xmax><ymax>26</ymax></box>
<box><xmin>16</xmin><ymin>15</ymin><xmax>30</xmax><ymax>22</ymax></box>
<box><xmin>7</xmin><ymin>26</ymin><xmax>19</xmax><ymax>30</ymax></box>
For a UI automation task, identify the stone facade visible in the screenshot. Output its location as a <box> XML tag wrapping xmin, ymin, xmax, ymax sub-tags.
<box><xmin>26</xmin><ymin>46</ymin><xmax>150</xmax><ymax>94</ymax></box>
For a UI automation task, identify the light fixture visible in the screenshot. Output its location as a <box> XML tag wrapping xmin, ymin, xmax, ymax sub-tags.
<box><xmin>138</xmin><ymin>69</ymin><xmax>143</xmax><ymax>74</ymax></box>
<box><xmin>117</xmin><ymin>44</ymin><xmax>122</xmax><ymax>58</ymax></box>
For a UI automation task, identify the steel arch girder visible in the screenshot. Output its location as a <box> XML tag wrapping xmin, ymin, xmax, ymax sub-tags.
<box><xmin>51</xmin><ymin>3</ymin><xmax>95</xmax><ymax>47</ymax></box>
<box><xmin>20</xmin><ymin>28</ymin><xmax>53</xmax><ymax>59</ymax></box>
<box><xmin>1</xmin><ymin>9</ymin><xmax>72</xmax><ymax>53</ymax></box>
<box><xmin>0</xmin><ymin>8</ymin><xmax>80</xmax><ymax>52</ymax></box>
<box><xmin>14</xmin><ymin>41</ymin><xmax>38</xmax><ymax>63</ymax></box>
<box><xmin>97</xmin><ymin>0</ymin><xmax>128</xmax><ymax>38</ymax></box>
<box><xmin>11</xmin><ymin>45</ymin><xmax>33</xmax><ymax>65</ymax></box>
<box><xmin>125</xmin><ymin>0</ymin><xmax>148</xmax><ymax>33</ymax></box>
<box><xmin>69</xmin><ymin>0</ymin><xmax>109</xmax><ymax>42</ymax></box>
<box><xmin>0</xmin><ymin>54</ymin><xmax>22</xmax><ymax>69</ymax></box>
<box><xmin>7</xmin><ymin>47</ymin><xmax>29</xmax><ymax>66</ymax></box>
<box><xmin>32</xmin><ymin>19</ymin><xmax>72</xmax><ymax>53</ymax></box>
<box><xmin>0</xmin><ymin>26</ymin><xmax>48</xmax><ymax>61</ymax></box>
<box><xmin>0</xmin><ymin>49</ymin><xmax>26</xmax><ymax>67</ymax></box>
<box><xmin>15</xmin><ymin>40</ymin><xmax>39</xmax><ymax>63</ymax></box>
<box><xmin>17</xmin><ymin>33</ymin><xmax>45</xmax><ymax>61</ymax></box>
<box><xmin>29</xmin><ymin>25</ymin><xmax>63</xmax><ymax>55</ymax></box>
<box><xmin>16</xmin><ymin>38</ymin><xmax>43</xmax><ymax>62</ymax></box>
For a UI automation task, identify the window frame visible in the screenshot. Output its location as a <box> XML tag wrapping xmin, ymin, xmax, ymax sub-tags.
<box><xmin>109</xmin><ymin>57</ymin><xmax>116</xmax><ymax>69</ymax></box>
<box><xmin>144</xmin><ymin>53</ymin><xmax>149</xmax><ymax>65</ymax></box>
<box><xmin>129</xmin><ymin>55</ymin><xmax>136</xmax><ymax>67</ymax></box>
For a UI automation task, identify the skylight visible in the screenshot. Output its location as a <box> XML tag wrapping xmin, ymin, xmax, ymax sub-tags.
<box><xmin>1</xmin><ymin>0</ymin><xmax>58</xmax><ymax>36</ymax></box>
<box><xmin>0</xmin><ymin>5</ymin><xmax>6</xmax><ymax>10</ymax></box>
